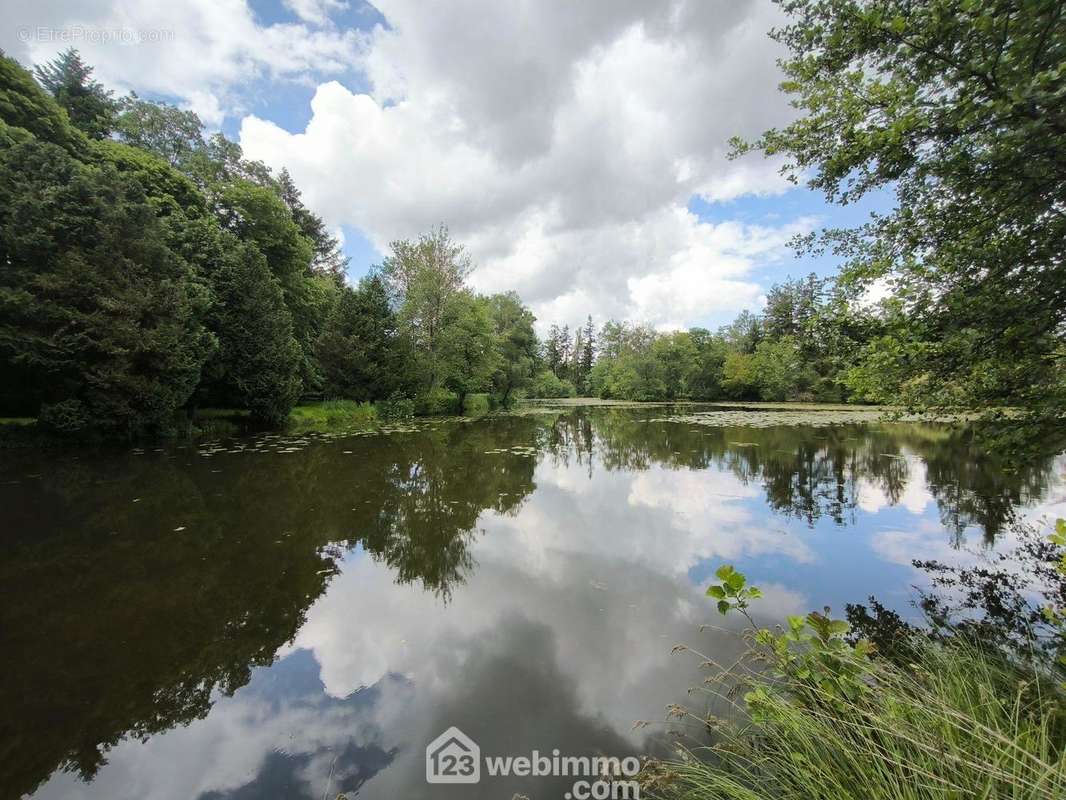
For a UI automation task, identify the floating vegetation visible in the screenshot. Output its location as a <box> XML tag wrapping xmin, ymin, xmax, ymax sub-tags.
<box><xmin>652</xmin><ymin>408</ymin><xmax>957</xmax><ymax>429</ymax></box>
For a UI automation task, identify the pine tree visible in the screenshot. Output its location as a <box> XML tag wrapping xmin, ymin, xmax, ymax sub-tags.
<box><xmin>580</xmin><ymin>315</ymin><xmax>595</xmax><ymax>379</ymax></box>
<box><xmin>559</xmin><ymin>325</ymin><xmax>572</xmax><ymax>380</ymax></box>
<box><xmin>33</xmin><ymin>49</ymin><xmax>116</xmax><ymax>139</ymax></box>
<box><xmin>545</xmin><ymin>324</ymin><xmax>563</xmax><ymax>377</ymax></box>
<box><xmin>571</xmin><ymin>328</ymin><xmax>584</xmax><ymax>390</ymax></box>
<box><xmin>316</xmin><ymin>275</ymin><xmax>410</xmax><ymax>401</ymax></box>
<box><xmin>276</xmin><ymin>168</ymin><xmax>349</xmax><ymax>281</ymax></box>
<box><xmin>203</xmin><ymin>240</ymin><xmax>302</xmax><ymax>424</ymax></box>
<box><xmin>0</xmin><ymin>140</ymin><xmax>213</xmax><ymax>433</ymax></box>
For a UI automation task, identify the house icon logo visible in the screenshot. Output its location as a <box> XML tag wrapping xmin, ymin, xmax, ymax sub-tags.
<box><xmin>425</xmin><ymin>726</ymin><xmax>480</xmax><ymax>784</ymax></box>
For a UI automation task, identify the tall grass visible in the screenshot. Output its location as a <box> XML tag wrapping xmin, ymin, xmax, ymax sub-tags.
<box><xmin>287</xmin><ymin>400</ymin><xmax>379</xmax><ymax>431</ymax></box>
<box><xmin>645</xmin><ymin>571</ymin><xmax>1066</xmax><ymax>800</ymax></box>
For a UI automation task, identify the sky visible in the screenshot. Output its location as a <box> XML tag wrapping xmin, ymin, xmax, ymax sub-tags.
<box><xmin>2</xmin><ymin>0</ymin><xmax>887</xmax><ymax>332</ymax></box>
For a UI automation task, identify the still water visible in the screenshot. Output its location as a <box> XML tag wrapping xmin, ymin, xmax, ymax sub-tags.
<box><xmin>2</xmin><ymin>405</ymin><xmax>1063</xmax><ymax>799</ymax></box>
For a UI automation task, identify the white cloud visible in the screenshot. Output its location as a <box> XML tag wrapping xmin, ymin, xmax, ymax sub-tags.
<box><xmin>237</xmin><ymin>0</ymin><xmax>803</xmax><ymax>327</ymax></box>
<box><xmin>857</xmin><ymin>456</ymin><xmax>933</xmax><ymax>515</ymax></box>
<box><xmin>284</xmin><ymin>0</ymin><xmax>349</xmax><ymax>27</ymax></box>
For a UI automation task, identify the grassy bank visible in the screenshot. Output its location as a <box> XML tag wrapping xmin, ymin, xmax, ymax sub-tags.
<box><xmin>286</xmin><ymin>400</ymin><xmax>380</xmax><ymax>431</ymax></box>
<box><xmin>643</xmin><ymin>566</ymin><xmax>1066</xmax><ymax>800</ymax></box>
<box><xmin>0</xmin><ymin>391</ymin><xmax>499</xmax><ymax>444</ymax></box>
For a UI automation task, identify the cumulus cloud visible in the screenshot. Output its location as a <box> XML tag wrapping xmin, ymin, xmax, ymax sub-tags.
<box><xmin>237</xmin><ymin>0</ymin><xmax>805</xmax><ymax>328</ymax></box>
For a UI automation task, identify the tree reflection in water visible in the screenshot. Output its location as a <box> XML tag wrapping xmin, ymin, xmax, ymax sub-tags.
<box><xmin>0</xmin><ymin>407</ymin><xmax>1056</xmax><ymax>797</ymax></box>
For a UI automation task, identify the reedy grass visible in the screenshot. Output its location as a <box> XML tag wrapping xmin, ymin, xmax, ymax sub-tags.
<box><xmin>644</xmin><ymin>636</ymin><xmax>1066</xmax><ymax>800</ymax></box>
<box><xmin>286</xmin><ymin>400</ymin><xmax>379</xmax><ymax>432</ymax></box>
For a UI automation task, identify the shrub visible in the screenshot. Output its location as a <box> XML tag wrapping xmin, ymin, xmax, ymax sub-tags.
<box><xmin>38</xmin><ymin>399</ymin><xmax>91</xmax><ymax>434</ymax></box>
<box><xmin>375</xmin><ymin>396</ymin><xmax>415</xmax><ymax>420</ymax></box>
<box><xmin>287</xmin><ymin>400</ymin><xmax>377</xmax><ymax>431</ymax></box>
<box><xmin>529</xmin><ymin>370</ymin><xmax>577</xmax><ymax>398</ymax></box>
<box><xmin>413</xmin><ymin>388</ymin><xmax>461</xmax><ymax>416</ymax></box>
<box><xmin>644</xmin><ymin>565</ymin><xmax>1066</xmax><ymax>800</ymax></box>
<box><xmin>463</xmin><ymin>393</ymin><xmax>492</xmax><ymax>416</ymax></box>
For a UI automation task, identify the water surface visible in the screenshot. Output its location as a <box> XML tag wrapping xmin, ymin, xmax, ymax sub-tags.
<box><xmin>2</xmin><ymin>405</ymin><xmax>1062</xmax><ymax>799</ymax></box>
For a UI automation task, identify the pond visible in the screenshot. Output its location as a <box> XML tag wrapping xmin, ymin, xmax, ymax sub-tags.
<box><xmin>2</xmin><ymin>405</ymin><xmax>1063</xmax><ymax>800</ymax></box>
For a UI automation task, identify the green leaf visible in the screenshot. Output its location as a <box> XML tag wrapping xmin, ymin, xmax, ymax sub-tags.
<box><xmin>828</xmin><ymin>620</ymin><xmax>850</xmax><ymax>636</ymax></box>
<box><xmin>725</xmin><ymin>573</ymin><xmax>746</xmax><ymax>592</ymax></box>
<box><xmin>715</xmin><ymin>564</ymin><xmax>736</xmax><ymax>581</ymax></box>
<box><xmin>706</xmin><ymin>585</ymin><xmax>726</xmax><ymax>599</ymax></box>
<box><xmin>717</xmin><ymin>600</ymin><xmax>731</xmax><ymax>615</ymax></box>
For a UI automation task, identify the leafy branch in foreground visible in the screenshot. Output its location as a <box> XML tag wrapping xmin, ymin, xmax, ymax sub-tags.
<box><xmin>645</xmin><ymin>548</ymin><xmax>1066</xmax><ymax>800</ymax></box>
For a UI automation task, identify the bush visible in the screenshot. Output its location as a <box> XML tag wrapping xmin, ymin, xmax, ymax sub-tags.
<box><xmin>645</xmin><ymin>565</ymin><xmax>1066</xmax><ymax>800</ymax></box>
<box><xmin>463</xmin><ymin>393</ymin><xmax>492</xmax><ymax>416</ymax></box>
<box><xmin>287</xmin><ymin>400</ymin><xmax>378</xmax><ymax>431</ymax></box>
<box><xmin>413</xmin><ymin>389</ymin><xmax>461</xmax><ymax>416</ymax></box>
<box><xmin>529</xmin><ymin>370</ymin><xmax>577</xmax><ymax>398</ymax></box>
<box><xmin>38</xmin><ymin>399</ymin><xmax>90</xmax><ymax>433</ymax></box>
<box><xmin>374</xmin><ymin>396</ymin><xmax>415</xmax><ymax>420</ymax></box>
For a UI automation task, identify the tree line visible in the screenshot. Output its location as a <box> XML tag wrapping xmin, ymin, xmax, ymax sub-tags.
<box><xmin>3</xmin><ymin>11</ymin><xmax>1064</xmax><ymax>455</ymax></box>
<box><xmin>0</xmin><ymin>50</ymin><xmax>546</xmax><ymax>434</ymax></box>
<box><xmin>0</xmin><ymin>49</ymin><xmax>855</xmax><ymax>435</ymax></box>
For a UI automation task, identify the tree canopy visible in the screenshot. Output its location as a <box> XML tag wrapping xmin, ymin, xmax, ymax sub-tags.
<box><xmin>733</xmin><ymin>0</ymin><xmax>1066</xmax><ymax>453</ymax></box>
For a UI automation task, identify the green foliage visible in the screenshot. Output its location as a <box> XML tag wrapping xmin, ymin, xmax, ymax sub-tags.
<box><xmin>487</xmin><ymin>291</ymin><xmax>538</xmax><ymax>404</ymax></box>
<box><xmin>718</xmin><ymin>310</ymin><xmax>763</xmax><ymax>355</ymax></box>
<box><xmin>580</xmin><ymin>294</ymin><xmax>859</xmax><ymax>404</ymax></box>
<box><xmin>286</xmin><ymin>400</ymin><xmax>378</xmax><ymax>432</ymax></box>
<box><xmin>113</xmin><ymin>93</ymin><xmax>205</xmax><ymax>168</ymax></box>
<box><xmin>200</xmin><ymin>239</ymin><xmax>301</xmax><ymax>425</ymax></box>
<box><xmin>648</xmin><ymin>563</ymin><xmax>1066</xmax><ymax>799</ymax></box>
<box><xmin>529</xmin><ymin>370</ymin><xmax>577</xmax><ymax>398</ymax></box>
<box><xmin>462</xmin><ymin>393</ymin><xmax>492</xmax><ymax>416</ymax></box>
<box><xmin>414</xmin><ymin>388</ymin><xmax>462</xmax><ymax>416</ymax></box>
<box><xmin>215</xmin><ymin>179</ymin><xmax>325</xmax><ymax>390</ymax></box>
<box><xmin>2</xmin><ymin>54</ymin><xmax>527</xmax><ymax>435</ymax></box>
<box><xmin>439</xmin><ymin>292</ymin><xmax>499</xmax><ymax>405</ymax></box>
<box><xmin>735</xmin><ymin>0</ymin><xmax>1066</xmax><ymax>454</ymax></box>
<box><xmin>649</xmin><ymin>638</ymin><xmax>1066</xmax><ymax>800</ymax></box>
<box><xmin>90</xmin><ymin>139</ymin><xmax>207</xmax><ymax>219</ymax></box>
<box><xmin>316</xmin><ymin>274</ymin><xmax>411</xmax><ymax>402</ymax></box>
<box><xmin>0</xmin><ymin>139</ymin><xmax>214</xmax><ymax>435</ymax></box>
<box><xmin>685</xmin><ymin>328</ymin><xmax>729</xmax><ymax>400</ymax></box>
<box><xmin>375</xmin><ymin>396</ymin><xmax>415</xmax><ymax>420</ymax></box>
<box><xmin>32</xmin><ymin>49</ymin><xmax>115</xmax><ymax>139</ymax></box>
<box><xmin>721</xmin><ymin>351</ymin><xmax>758</xmax><ymax>400</ymax></box>
<box><xmin>276</xmin><ymin>168</ymin><xmax>348</xmax><ymax>279</ymax></box>
<box><xmin>705</xmin><ymin>564</ymin><xmax>763</xmax><ymax>618</ymax></box>
<box><xmin>1045</xmin><ymin>519</ymin><xmax>1066</xmax><ymax>677</ymax></box>
<box><xmin>381</xmin><ymin>225</ymin><xmax>473</xmax><ymax>390</ymax></box>
<box><xmin>0</xmin><ymin>53</ymin><xmax>87</xmax><ymax>153</ymax></box>
<box><xmin>542</xmin><ymin>316</ymin><xmax>598</xmax><ymax>393</ymax></box>
<box><xmin>751</xmin><ymin>336</ymin><xmax>809</xmax><ymax>401</ymax></box>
